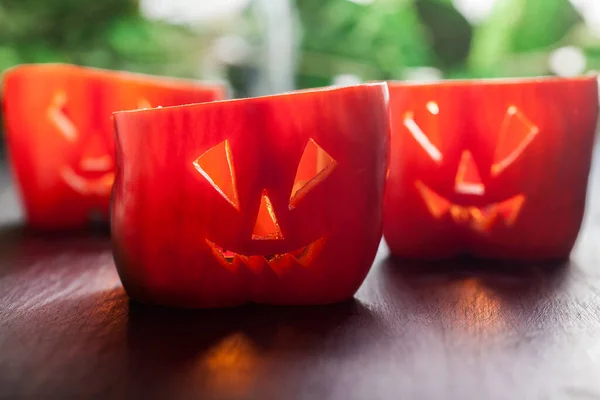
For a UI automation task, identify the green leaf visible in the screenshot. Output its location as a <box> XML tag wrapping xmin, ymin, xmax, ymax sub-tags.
<box><xmin>510</xmin><ymin>0</ymin><xmax>580</xmax><ymax>52</ymax></box>
<box><xmin>468</xmin><ymin>0</ymin><xmax>525</xmax><ymax>74</ymax></box>
<box><xmin>295</xmin><ymin>0</ymin><xmax>434</xmax><ymax>84</ymax></box>
<box><xmin>0</xmin><ymin>46</ymin><xmax>21</xmax><ymax>73</ymax></box>
<box><xmin>415</xmin><ymin>0</ymin><xmax>473</xmax><ymax>69</ymax></box>
<box><xmin>469</xmin><ymin>0</ymin><xmax>582</xmax><ymax>76</ymax></box>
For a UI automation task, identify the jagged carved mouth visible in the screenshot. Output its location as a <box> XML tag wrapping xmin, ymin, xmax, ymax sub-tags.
<box><xmin>61</xmin><ymin>166</ymin><xmax>115</xmax><ymax>196</ymax></box>
<box><xmin>416</xmin><ymin>181</ymin><xmax>526</xmax><ymax>232</ymax></box>
<box><xmin>206</xmin><ymin>237</ymin><xmax>326</xmax><ymax>269</ymax></box>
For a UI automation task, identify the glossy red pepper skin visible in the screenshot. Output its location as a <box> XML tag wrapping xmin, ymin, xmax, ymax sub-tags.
<box><xmin>384</xmin><ymin>77</ymin><xmax>599</xmax><ymax>261</ymax></box>
<box><xmin>2</xmin><ymin>64</ymin><xmax>225</xmax><ymax>229</ymax></box>
<box><xmin>112</xmin><ymin>84</ymin><xmax>389</xmax><ymax>308</ymax></box>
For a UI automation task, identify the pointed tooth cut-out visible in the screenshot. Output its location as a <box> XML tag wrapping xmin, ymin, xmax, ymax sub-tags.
<box><xmin>48</xmin><ymin>91</ymin><xmax>78</xmax><ymax>142</ymax></box>
<box><xmin>297</xmin><ymin>237</ymin><xmax>327</xmax><ymax>267</ymax></box>
<box><xmin>496</xmin><ymin>195</ymin><xmax>525</xmax><ymax>226</ymax></box>
<box><xmin>450</xmin><ymin>205</ymin><xmax>470</xmax><ymax>224</ymax></box>
<box><xmin>193</xmin><ymin>140</ymin><xmax>239</xmax><ymax>210</ymax></box>
<box><xmin>455</xmin><ymin>150</ymin><xmax>485</xmax><ymax>196</ymax></box>
<box><xmin>415</xmin><ymin>181</ymin><xmax>451</xmax><ymax>219</ymax></box>
<box><xmin>469</xmin><ymin>206</ymin><xmax>498</xmax><ymax>232</ymax></box>
<box><xmin>404</xmin><ymin>111</ymin><xmax>442</xmax><ymax>163</ymax></box>
<box><xmin>241</xmin><ymin>256</ymin><xmax>269</xmax><ymax>275</ymax></box>
<box><xmin>492</xmin><ymin>106</ymin><xmax>539</xmax><ymax>176</ymax></box>
<box><xmin>229</xmin><ymin>256</ymin><xmax>247</xmax><ymax>274</ymax></box>
<box><xmin>61</xmin><ymin>167</ymin><xmax>89</xmax><ymax>195</ymax></box>
<box><xmin>252</xmin><ymin>191</ymin><xmax>283</xmax><ymax>240</ymax></box>
<box><xmin>289</xmin><ymin>138</ymin><xmax>337</xmax><ymax>209</ymax></box>
<box><xmin>60</xmin><ymin>167</ymin><xmax>114</xmax><ymax>196</ymax></box>
<box><xmin>268</xmin><ymin>254</ymin><xmax>299</xmax><ymax>279</ymax></box>
<box><xmin>206</xmin><ymin>239</ymin><xmax>239</xmax><ymax>273</ymax></box>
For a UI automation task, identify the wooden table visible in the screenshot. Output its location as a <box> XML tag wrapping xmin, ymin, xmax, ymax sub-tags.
<box><xmin>2</xmin><ymin>149</ymin><xmax>600</xmax><ymax>400</ymax></box>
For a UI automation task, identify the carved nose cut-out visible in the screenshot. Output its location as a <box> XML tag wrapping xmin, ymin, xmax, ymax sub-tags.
<box><xmin>252</xmin><ymin>191</ymin><xmax>283</xmax><ymax>240</ymax></box>
<box><xmin>455</xmin><ymin>150</ymin><xmax>485</xmax><ymax>196</ymax></box>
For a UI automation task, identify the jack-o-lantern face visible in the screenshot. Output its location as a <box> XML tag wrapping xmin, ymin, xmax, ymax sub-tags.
<box><xmin>406</xmin><ymin>104</ymin><xmax>534</xmax><ymax>232</ymax></box>
<box><xmin>111</xmin><ymin>83</ymin><xmax>389</xmax><ymax>308</ymax></box>
<box><xmin>46</xmin><ymin>90</ymin><xmax>116</xmax><ymax>198</ymax></box>
<box><xmin>194</xmin><ymin>137</ymin><xmax>336</xmax><ymax>269</ymax></box>
<box><xmin>2</xmin><ymin>64</ymin><xmax>225</xmax><ymax>229</ymax></box>
<box><xmin>384</xmin><ymin>77</ymin><xmax>599</xmax><ymax>260</ymax></box>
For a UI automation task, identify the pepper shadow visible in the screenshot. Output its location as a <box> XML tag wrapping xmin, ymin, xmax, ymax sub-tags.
<box><xmin>0</xmin><ymin>221</ymin><xmax>112</xmax><ymax>277</ymax></box>
<box><xmin>125</xmin><ymin>298</ymin><xmax>384</xmax><ymax>397</ymax></box>
<box><xmin>383</xmin><ymin>255</ymin><xmax>569</xmax><ymax>295</ymax></box>
<box><xmin>377</xmin><ymin>254</ymin><xmax>573</xmax><ymax>339</ymax></box>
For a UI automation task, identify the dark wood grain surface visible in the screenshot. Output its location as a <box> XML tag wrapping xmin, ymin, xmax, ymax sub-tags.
<box><xmin>2</xmin><ymin>146</ymin><xmax>600</xmax><ymax>400</ymax></box>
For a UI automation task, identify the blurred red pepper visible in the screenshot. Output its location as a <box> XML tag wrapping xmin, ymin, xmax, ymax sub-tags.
<box><xmin>384</xmin><ymin>77</ymin><xmax>599</xmax><ymax>260</ymax></box>
<box><xmin>2</xmin><ymin>64</ymin><xmax>226</xmax><ymax>229</ymax></box>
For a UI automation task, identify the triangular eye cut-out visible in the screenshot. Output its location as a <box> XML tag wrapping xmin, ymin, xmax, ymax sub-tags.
<box><xmin>492</xmin><ymin>106</ymin><xmax>539</xmax><ymax>177</ymax></box>
<box><xmin>193</xmin><ymin>140</ymin><xmax>239</xmax><ymax>210</ymax></box>
<box><xmin>404</xmin><ymin>110</ymin><xmax>443</xmax><ymax>164</ymax></box>
<box><xmin>455</xmin><ymin>150</ymin><xmax>485</xmax><ymax>196</ymax></box>
<box><xmin>289</xmin><ymin>138</ymin><xmax>337</xmax><ymax>210</ymax></box>
<box><xmin>253</xmin><ymin>191</ymin><xmax>283</xmax><ymax>240</ymax></box>
<box><xmin>48</xmin><ymin>91</ymin><xmax>78</xmax><ymax>142</ymax></box>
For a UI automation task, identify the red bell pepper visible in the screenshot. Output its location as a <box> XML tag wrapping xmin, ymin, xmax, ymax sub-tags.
<box><xmin>2</xmin><ymin>64</ymin><xmax>226</xmax><ymax>229</ymax></box>
<box><xmin>112</xmin><ymin>83</ymin><xmax>389</xmax><ymax>308</ymax></box>
<box><xmin>384</xmin><ymin>76</ymin><xmax>599</xmax><ymax>260</ymax></box>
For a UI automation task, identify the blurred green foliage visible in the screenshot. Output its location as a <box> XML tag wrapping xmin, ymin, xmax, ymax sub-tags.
<box><xmin>1</xmin><ymin>0</ymin><xmax>598</xmax><ymax>91</ymax></box>
<box><xmin>0</xmin><ymin>0</ymin><xmax>599</xmax><ymax>151</ymax></box>
<box><xmin>0</xmin><ymin>0</ymin><xmax>598</xmax><ymax>88</ymax></box>
<box><xmin>295</xmin><ymin>0</ymin><xmax>600</xmax><ymax>86</ymax></box>
<box><xmin>0</xmin><ymin>0</ymin><xmax>199</xmax><ymax>78</ymax></box>
<box><xmin>469</xmin><ymin>0</ymin><xmax>583</xmax><ymax>76</ymax></box>
<box><xmin>295</xmin><ymin>0</ymin><xmax>435</xmax><ymax>87</ymax></box>
<box><xmin>0</xmin><ymin>0</ymin><xmax>202</xmax><ymax>155</ymax></box>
